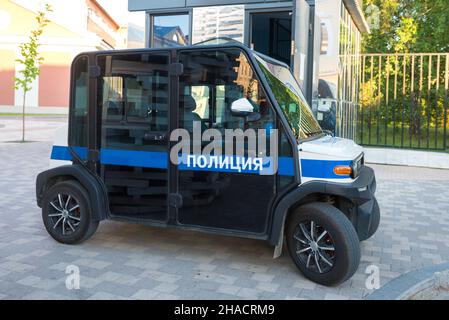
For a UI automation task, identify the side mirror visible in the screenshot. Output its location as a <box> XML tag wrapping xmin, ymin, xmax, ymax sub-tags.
<box><xmin>318</xmin><ymin>105</ymin><xmax>331</xmax><ymax>113</ymax></box>
<box><xmin>230</xmin><ymin>98</ymin><xmax>255</xmax><ymax>117</ymax></box>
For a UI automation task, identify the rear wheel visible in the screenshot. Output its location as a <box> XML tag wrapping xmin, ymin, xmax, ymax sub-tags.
<box><xmin>286</xmin><ymin>202</ymin><xmax>360</xmax><ymax>286</ymax></box>
<box><xmin>42</xmin><ymin>180</ymin><xmax>98</xmax><ymax>244</ymax></box>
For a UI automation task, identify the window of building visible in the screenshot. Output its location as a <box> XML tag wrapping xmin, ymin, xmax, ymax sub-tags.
<box><xmin>250</xmin><ymin>11</ymin><xmax>292</xmax><ymax>66</ymax></box>
<box><xmin>337</xmin><ymin>3</ymin><xmax>362</xmax><ymax>140</ymax></box>
<box><xmin>191</xmin><ymin>5</ymin><xmax>244</xmax><ymax>44</ymax></box>
<box><xmin>152</xmin><ymin>14</ymin><xmax>190</xmax><ymax>48</ymax></box>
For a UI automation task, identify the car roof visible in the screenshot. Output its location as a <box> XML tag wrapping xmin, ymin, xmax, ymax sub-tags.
<box><xmin>76</xmin><ymin>40</ymin><xmax>289</xmax><ymax>69</ymax></box>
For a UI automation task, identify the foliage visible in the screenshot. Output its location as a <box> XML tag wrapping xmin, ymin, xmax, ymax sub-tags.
<box><xmin>360</xmin><ymin>1</ymin><xmax>449</xmax><ymax>150</ymax></box>
<box><xmin>358</xmin><ymin>53</ymin><xmax>448</xmax><ymax>151</ymax></box>
<box><xmin>362</xmin><ymin>0</ymin><xmax>449</xmax><ymax>53</ymax></box>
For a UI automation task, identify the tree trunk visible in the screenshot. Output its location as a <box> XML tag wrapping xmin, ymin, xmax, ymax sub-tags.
<box><xmin>22</xmin><ymin>90</ymin><xmax>26</xmax><ymax>142</ymax></box>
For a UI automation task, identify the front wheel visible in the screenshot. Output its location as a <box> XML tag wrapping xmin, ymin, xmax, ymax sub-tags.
<box><xmin>286</xmin><ymin>202</ymin><xmax>360</xmax><ymax>286</ymax></box>
<box><xmin>42</xmin><ymin>180</ymin><xmax>98</xmax><ymax>244</ymax></box>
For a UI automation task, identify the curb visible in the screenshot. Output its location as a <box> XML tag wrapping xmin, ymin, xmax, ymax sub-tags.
<box><xmin>366</xmin><ymin>262</ymin><xmax>449</xmax><ymax>300</ymax></box>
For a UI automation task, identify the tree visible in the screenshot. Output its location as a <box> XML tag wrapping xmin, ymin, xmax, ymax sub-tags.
<box><xmin>14</xmin><ymin>4</ymin><xmax>52</xmax><ymax>142</ymax></box>
<box><xmin>362</xmin><ymin>0</ymin><xmax>449</xmax><ymax>53</ymax></box>
<box><xmin>359</xmin><ymin>0</ymin><xmax>449</xmax><ymax>147</ymax></box>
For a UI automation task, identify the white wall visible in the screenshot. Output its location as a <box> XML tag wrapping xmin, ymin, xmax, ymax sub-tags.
<box><xmin>315</xmin><ymin>0</ymin><xmax>341</xmax><ymax>81</ymax></box>
<box><xmin>11</xmin><ymin>0</ymin><xmax>88</xmax><ymax>35</ymax></box>
<box><xmin>364</xmin><ymin>147</ymin><xmax>449</xmax><ymax>169</ymax></box>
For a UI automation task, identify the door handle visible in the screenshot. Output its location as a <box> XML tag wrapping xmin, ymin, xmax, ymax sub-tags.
<box><xmin>143</xmin><ymin>132</ymin><xmax>166</xmax><ymax>142</ymax></box>
<box><xmin>147</xmin><ymin>107</ymin><xmax>158</xmax><ymax>117</ymax></box>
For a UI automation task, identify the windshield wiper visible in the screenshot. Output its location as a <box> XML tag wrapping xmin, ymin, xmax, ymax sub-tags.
<box><xmin>306</xmin><ymin>130</ymin><xmax>324</xmax><ymax>137</ymax></box>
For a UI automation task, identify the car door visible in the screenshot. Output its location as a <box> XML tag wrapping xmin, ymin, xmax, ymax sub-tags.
<box><xmin>96</xmin><ymin>52</ymin><xmax>170</xmax><ymax>221</ymax></box>
<box><xmin>175</xmin><ymin>48</ymin><xmax>278</xmax><ymax>234</ymax></box>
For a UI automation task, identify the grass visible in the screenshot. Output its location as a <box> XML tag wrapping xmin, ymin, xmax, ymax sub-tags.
<box><xmin>357</xmin><ymin>124</ymin><xmax>449</xmax><ymax>152</ymax></box>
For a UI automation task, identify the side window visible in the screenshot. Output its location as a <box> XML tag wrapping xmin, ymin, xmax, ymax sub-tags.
<box><xmin>278</xmin><ymin>126</ymin><xmax>295</xmax><ymax>189</ymax></box>
<box><xmin>69</xmin><ymin>56</ymin><xmax>88</xmax><ymax>147</ymax></box>
<box><xmin>97</xmin><ymin>53</ymin><xmax>169</xmax><ymax>151</ymax></box>
<box><xmin>179</xmin><ymin>49</ymin><xmax>275</xmax><ymax>154</ymax></box>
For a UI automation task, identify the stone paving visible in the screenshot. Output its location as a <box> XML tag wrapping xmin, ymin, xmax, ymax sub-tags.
<box><xmin>0</xmin><ymin>116</ymin><xmax>67</xmax><ymax>143</ymax></box>
<box><xmin>0</xmin><ymin>117</ymin><xmax>449</xmax><ymax>299</ymax></box>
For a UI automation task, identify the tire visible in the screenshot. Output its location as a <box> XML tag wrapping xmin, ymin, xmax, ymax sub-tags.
<box><xmin>42</xmin><ymin>180</ymin><xmax>99</xmax><ymax>244</ymax></box>
<box><xmin>365</xmin><ymin>197</ymin><xmax>380</xmax><ymax>240</ymax></box>
<box><xmin>286</xmin><ymin>202</ymin><xmax>360</xmax><ymax>286</ymax></box>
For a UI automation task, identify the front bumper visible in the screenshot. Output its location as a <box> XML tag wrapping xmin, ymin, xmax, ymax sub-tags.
<box><xmin>325</xmin><ymin>166</ymin><xmax>378</xmax><ymax>240</ymax></box>
<box><xmin>325</xmin><ymin>166</ymin><xmax>376</xmax><ymax>203</ymax></box>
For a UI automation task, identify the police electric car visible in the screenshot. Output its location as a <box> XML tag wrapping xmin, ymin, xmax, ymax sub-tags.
<box><xmin>36</xmin><ymin>41</ymin><xmax>379</xmax><ymax>286</ymax></box>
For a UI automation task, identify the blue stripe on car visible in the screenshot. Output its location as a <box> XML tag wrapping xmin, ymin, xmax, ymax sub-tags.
<box><xmin>50</xmin><ymin>146</ymin><xmax>350</xmax><ymax>179</ymax></box>
<box><xmin>50</xmin><ymin>146</ymin><xmax>87</xmax><ymax>161</ymax></box>
<box><xmin>300</xmin><ymin>159</ymin><xmax>351</xmax><ymax>179</ymax></box>
<box><xmin>101</xmin><ymin>149</ymin><xmax>168</xmax><ymax>169</ymax></box>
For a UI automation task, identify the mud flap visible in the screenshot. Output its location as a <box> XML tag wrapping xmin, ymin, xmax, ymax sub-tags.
<box><xmin>273</xmin><ymin>220</ymin><xmax>285</xmax><ymax>259</ymax></box>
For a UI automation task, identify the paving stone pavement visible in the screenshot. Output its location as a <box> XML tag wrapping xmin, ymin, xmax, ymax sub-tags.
<box><xmin>0</xmin><ymin>133</ymin><xmax>448</xmax><ymax>299</ymax></box>
<box><xmin>0</xmin><ymin>116</ymin><xmax>67</xmax><ymax>143</ymax></box>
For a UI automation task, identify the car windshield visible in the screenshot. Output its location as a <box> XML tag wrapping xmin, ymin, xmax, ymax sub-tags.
<box><xmin>255</xmin><ymin>54</ymin><xmax>323</xmax><ymax>141</ymax></box>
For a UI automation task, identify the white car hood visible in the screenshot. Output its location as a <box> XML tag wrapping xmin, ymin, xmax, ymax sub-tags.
<box><xmin>299</xmin><ymin>135</ymin><xmax>363</xmax><ymax>160</ymax></box>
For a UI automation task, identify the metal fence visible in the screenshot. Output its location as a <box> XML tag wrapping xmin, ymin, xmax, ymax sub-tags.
<box><xmin>357</xmin><ymin>53</ymin><xmax>449</xmax><ymax>151</ymax></box>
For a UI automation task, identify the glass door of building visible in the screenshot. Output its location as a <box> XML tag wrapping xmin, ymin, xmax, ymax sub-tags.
<box><xmin>249</xmin><ymin>11</ymin><xmax>292</xmax><ymax>66</ymax></box>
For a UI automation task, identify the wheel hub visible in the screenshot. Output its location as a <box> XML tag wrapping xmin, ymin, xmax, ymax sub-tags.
<box><xmin>310</xmin><ymin>241</ymin><xmax>318</xmax><ymax>252</ymax></box>
<box><xmin>293</xmin><ymin>220</ymin><xmax>336</xmax><ymax>274</ymax></box>
<box><xmin>48</xmin><ymin>193</ymin><xmax>81</xmax><ymax>236</ymax></box>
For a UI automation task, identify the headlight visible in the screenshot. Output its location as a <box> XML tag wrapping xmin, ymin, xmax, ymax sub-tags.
<box><xmin>351</xmin><ymin>153</ymin><xmax>364</xmax><ymax>179</ymax></box>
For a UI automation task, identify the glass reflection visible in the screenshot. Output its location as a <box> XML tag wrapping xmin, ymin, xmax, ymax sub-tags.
<box><xmin>152</xmin><ymin>14</ymin><xmax>189</xmax><ymax>48</ymax></box>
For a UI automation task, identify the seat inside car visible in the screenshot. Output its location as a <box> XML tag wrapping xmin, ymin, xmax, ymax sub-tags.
<box><xmin>180</xmin><ymin>94</ymin><xmax>207</xmax><ymax>133</ymax></box>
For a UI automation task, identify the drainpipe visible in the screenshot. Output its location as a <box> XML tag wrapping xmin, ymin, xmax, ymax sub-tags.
<box><xmin>305</xmin><ymin>0</ymin><xmax>316</xmax><ymax>106</ymax></box>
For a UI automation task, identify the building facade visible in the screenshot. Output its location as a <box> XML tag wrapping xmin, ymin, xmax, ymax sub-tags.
<box><xmin>0</xmin><ymin>0</ymin><xmax>126</xmax><ymax>113</ymax></box>
<box><xmin>128</xmin><ymin>0</ymin><xmax>369</xmax><ymax>139</ymax></box>
<box><xmin>316</xmin><ymin>0</ymin><xmax>368</xmax><ymax>138</ymax></box>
